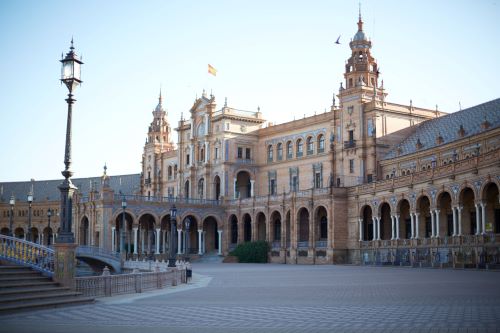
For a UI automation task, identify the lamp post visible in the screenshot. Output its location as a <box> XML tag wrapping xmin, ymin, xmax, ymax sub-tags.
<box><xmin>47</xmin><ymin>209</ymin><xmax>52</xmax><ymax>246</ymax></box>
<box><xmin>168</xmin><ymin>205</ymin><xmax>177</xmax><ymax>267</ymax></box>
<box><xmin>27</xmin><ymin>192</ymin><xmax>33</xmax><ymax>242</ymax></box>
<box><xmin>9</xmin><ymin>195</ymin><xmax>15</xmax><ymax>237</ymax></box>
<box><xmin>57</xmin><ymin>39</ymin><xmax>83</xmax><ymax>244</ymax></box>
<box><xmin>121</xmin><ymin>196</ymin><xmax>127</xmax><ymax>257</ymax></box>
<box><xmin>184</xmin><ymin>217</ymin><xmax>191</xmax><ymax>262</ymax></box>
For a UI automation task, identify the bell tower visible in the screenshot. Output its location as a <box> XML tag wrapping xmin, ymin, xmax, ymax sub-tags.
<box><xmin>141</xmin><ymin>90</ymin><xmax>174</xmax><ymax>197</ymax></box>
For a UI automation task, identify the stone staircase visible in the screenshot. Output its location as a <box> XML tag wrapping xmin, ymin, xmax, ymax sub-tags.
<box><xmin>0</xmin><ymin>264</ymin><xmax>94</xmax><ymax>314</ymax></box>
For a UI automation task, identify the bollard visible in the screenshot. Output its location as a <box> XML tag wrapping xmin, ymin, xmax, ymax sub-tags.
<box><xmin>102</xmin><ymin>266</ymin><xmax>111</xmax><ymax>297</ymax></box>
<box><xmin>133</xmin><ymin>268</ymin><xmax>142</xmax><ymax>293</ymax></box>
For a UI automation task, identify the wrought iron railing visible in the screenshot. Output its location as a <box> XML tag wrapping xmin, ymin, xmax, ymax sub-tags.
<box><xmin>0</xmin><ymin>234</ymin><xmax>54</xmax><ymax>276</ymax></box>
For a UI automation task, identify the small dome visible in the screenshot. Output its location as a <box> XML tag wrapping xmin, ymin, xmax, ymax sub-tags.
<box><xmin>353</xmin><ymin>30</ymin><xmax>366</xmax><ymax>41</ymax></box>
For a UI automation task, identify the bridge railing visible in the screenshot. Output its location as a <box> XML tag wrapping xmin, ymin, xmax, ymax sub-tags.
<box><xmin>76</xmin><ymin>245</ymin><xmax>120</xmax><ymax>262</ymax></box>
<box><xmin>0</xmin><ymin>234</ymin><xmax>54</xmax><ymax>276</ymax></box>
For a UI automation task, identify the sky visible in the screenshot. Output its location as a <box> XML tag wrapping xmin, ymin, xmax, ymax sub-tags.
<box><xmin>0</xmin><ymin>0</ymin><xmax>499</xmax><ymax>182</ymax></box>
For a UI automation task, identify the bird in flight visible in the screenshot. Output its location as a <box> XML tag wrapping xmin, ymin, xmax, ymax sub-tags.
<box><xmin>335</xmin><ymin>35</ymin><xmax>341</xmax><ymax>44</ymax></box>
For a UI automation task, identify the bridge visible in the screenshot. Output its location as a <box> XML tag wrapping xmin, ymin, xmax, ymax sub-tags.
<box><xmin>0</xmin><ymin>235</ymin><xmax>121</xmax><ymax>276</ymax></box>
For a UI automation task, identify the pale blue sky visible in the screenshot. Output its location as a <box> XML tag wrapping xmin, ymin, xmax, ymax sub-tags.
<box><xmin>1</xmin><ymin>0</ymin><xmax>499</xmax><ymax>182</ymax></box>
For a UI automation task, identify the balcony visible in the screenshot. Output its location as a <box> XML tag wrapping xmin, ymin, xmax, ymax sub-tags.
<box><xmin>344</xmin><ymin>140</ymin><xmax>356</xmax><ymax>149</ymax></box>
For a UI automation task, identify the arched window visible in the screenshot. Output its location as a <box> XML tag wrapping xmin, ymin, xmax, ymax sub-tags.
<box><xmin>277</xmin><ymin>143</ymin><xmax>283</xmax><ymax>161</ymax></box>
<box><xmin>267</xmin><ymin>145</ymin><xmax>273</xmax><ymax>162</ymax></box>
<box><xmin>296</xmin><ymin>139</ymin><xmax>303</xmax><ymax>157</ymax></box>
<box><xmin>306</xmin><ymin>137</ymin><xmax>314</xmax><ymax>155</ymax></box>
<box><xmin>174</xmin><ymin>165</ymin><xmax>178</xmax><ymax>178</ymax></box>
<box><xmin>286</xmin><ymin>141</ymin><xmax>293</xmax><ymax>159</ymax></box>
<box><xmin>317</xmin><ymin>134</ymin><xmax>325</xmax><ymax>153</ymax></box>
<box><xmin>198</xmin><ymin>178</ymin><xmax>204</xmax><ymax>199</ymax></box>
<box><xmin>168</xmin><ymin>166</ymin><xmax>173</xmax><ymax>180</ymax></box>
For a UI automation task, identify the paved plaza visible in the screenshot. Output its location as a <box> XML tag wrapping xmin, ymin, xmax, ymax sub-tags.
<box><xmin>1</xmin><ymin>264</ymin><xmax>500</xmax><ymax>333</ymax></box>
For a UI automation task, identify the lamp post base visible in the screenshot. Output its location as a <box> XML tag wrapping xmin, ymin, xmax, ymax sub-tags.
<box><xmin>167</xmin><ymin>258</ymin><xmax>176</xmax><ymax>267</ymax></box>
<box><xmin>53</xmin><ymin>243</ymin><xmax>77</xmax><ymax>289</ymax></box>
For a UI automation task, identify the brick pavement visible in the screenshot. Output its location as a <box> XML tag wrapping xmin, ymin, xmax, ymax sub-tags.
<box><xmin>1</xmin><ymin>264</ymin><xmax>499</xmax><ymax>333</ymax></box>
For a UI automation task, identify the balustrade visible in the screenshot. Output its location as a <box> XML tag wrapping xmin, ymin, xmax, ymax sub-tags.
<box><xmin>0</xmin><ymin>234</ymin><xmax>54</xmax><ymax>276</ymax></box>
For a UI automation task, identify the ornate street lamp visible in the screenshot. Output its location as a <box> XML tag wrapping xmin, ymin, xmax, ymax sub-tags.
<box><xmin>47</xmin><ymin>209</ymin><xmax>52</xmax><ymax>246</ymax></box>
<box><xmin>27</xmin><ymin>192</ymin><xmax>33</xmax><ymax>242</ymax></box>
<box><xmin>57</xmin><ymin>39</ymin><xmax>83</xmax><ymax>244</ymax></box>
<box><xmin>168</xmin><ymin>205</ymin><xmax>177</xmax><ymax>267</ymax></box>
<box><xmin>9</xmin><ymin>195</ymin><xmax>15</xmax><ymax>237</ymax></box>
<box><xmin>121</xmin><ymin>196</ymin><xmax>127</xmax><ymax>256</ymax></box>
<box><xmin>184</xmin><ymin>217</ymin><xmax>191</xmax><ymax>262</ymax></box>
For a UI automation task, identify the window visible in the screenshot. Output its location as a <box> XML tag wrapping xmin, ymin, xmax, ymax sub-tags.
<box><xmin>318</xmin><ymin>135</ymin><xmax>325</xmax><ymax>153</ymax></box>
<box><xmin>286</xmin><ymin>141</ymin><xmax>293</xmax><ymax>159</ymax></box>
<box><xmin>186</xmin><ymin>154</ymin><xmax>190</xmax><ymax>165</ymax></box>
<box><xmin>367</xmin><ymin>174</ymin><xmax>373</xmax><ymax>183</ymax></box>
<box><xmin>267</xmin><ymin>145</ymin><xmax>273</xmax><ymax>162</ymax></box>
<box><xmin>245</xmin><ymin>148</ymin><xmax>251</xmax><ymax>159</ymax></box>
<box><xmin>237</xmin><ymin>147</ymin><xmax>243</xmax><ymax>159</ymax></box>
<box><xmin>349</xmin><ymin>78</ymin><xmax>353</xmax><ymax>88</ymax></box>
<box><xmin>349</xmin><ymin>159</ymin><xmax>354</xmax><ymax>173</ymax></box>
<box><xmin>314</xmin><ymin>172</ymin><xmax>321</xmax><ymax>188</ymax></box>
<box><xmin>291</xmin><ymin>176</ymin><xmax>298</xmax><ymax>192</ymax></box>
<box><xmin>306</xmin><ymin>137</ymin><xmax>314</xmax><ymax>155</ymax></box>
<box><xmin>277</xmin><ymin>143</ymin><xmax>283</xmax><ymax>161</ymax></box>
<box><xmin>198</xmin><ymin>178</ymin><xmax>204</xmax><ymax>198</ymax></box>
<box><xmin>320</xmin><ymin>216</ymin><xmax>328</xmax><ymax>239</ymax></box>
<box><xmin>168</xmin><ymin>166</ymin><xmax>172</xmax><ymax>180</ymax></box>
<box><xmin>200</xmin><ymin>147</ymin><xmax>205</xmax><ymax>162</ymax></box>
<box><xmin>270</xmin><ymin>179</ymin><xmax>277</xmax><ymax>195</ymax></box>
<box><xmin>348</xmin><ymin>130</ymin><xmax>354</xmax><ymax>143</ymax></box>
<box><xmin>296</xmin><ymin>139</ymin><xmax>303</xmax><ymax>157</ymax></box>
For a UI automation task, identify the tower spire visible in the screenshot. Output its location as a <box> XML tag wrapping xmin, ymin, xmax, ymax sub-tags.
<box><xmin>357</xmin><ymin>2</ymin><xmax>363</xmax><ymax>31</ymax></box>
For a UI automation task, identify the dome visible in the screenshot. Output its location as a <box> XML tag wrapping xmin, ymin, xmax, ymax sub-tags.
<box><xmin>353</xmin><ymin>30</ymin><xmax>366</xmax><ymax>41</ymax></box>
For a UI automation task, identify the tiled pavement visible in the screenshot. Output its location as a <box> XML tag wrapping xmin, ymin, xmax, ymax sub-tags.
<box><xmin>1</xmin><ymin>264</ymin><xmax>500</xmax><ymax>333</ymax></box>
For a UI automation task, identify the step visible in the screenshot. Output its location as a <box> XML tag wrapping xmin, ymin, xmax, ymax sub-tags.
<box><xmin>0</xmin><ymin>266</ymin><xmax>32</xmax><ymax>270</ymax></box>
<box><xmin>0</xmin><ymin>281</ymin><xmax>59</xmax><ymax>290</ymax></box>
<box><xmin>0</xmin><ymin>290</ymin><xmax>83</xmax><ymax>304</ymax></box>
<box><xmin>0</xmin><ymin>296</ymin><xmax>95</xmax><ymax>314</ymax></box>
<box><xmin>0</xmin><ymin>276</ymin><xmax>50</xmax><ymax>283</ymax></box>
<box><xmin>0</xmin><ymin>286</ymin><xmax>70</xmax><ymax>297</ymax></box>
<box><xmin>0</xmin><ymin>270</ymin><xmax>41</xmax><ymax>275</ymax></box>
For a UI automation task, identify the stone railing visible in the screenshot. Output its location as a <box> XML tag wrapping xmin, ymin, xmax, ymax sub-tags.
<box><xmin>75</xmin><ymin>266</ymin><xmax>187</xmax><ymax>298</ymax></box>
<box><xmin>110</xmin><ymin>194</ymin><xmax>221</xmax><ymax>206</ymax></box>
<box><xmin>76</xmin><ymin>245</ymin><xmax>120</xmax><ymax>261</ymax></box>
<box><xmin>0</xmin><ymin>234</ymin><xmax>54</xmax><ymax>276</ymax></box>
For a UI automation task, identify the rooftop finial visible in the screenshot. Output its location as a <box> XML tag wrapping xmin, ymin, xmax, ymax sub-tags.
<box><xmin>357</xmin><ymin>2</ymin><xmax>363</xmax><ymax>31</ymax></box>
<box><xmin>224</xmin><ymin>97</ymin><xmax>227</xmax><ymax>107</ymax></box>
<box><xmin>70</xmin><ymin>37</ymin><xmax>74</xmax><ymax>50</ymax></box>
<box><xmin>159</xmin><ymin>86</ymin><xmax>163</xmax><ymax>104</ymax></box>
<box><xmin>103</xmin><ymin>163</ymin><xmax>107</xmax><ymax>176</ymax></box>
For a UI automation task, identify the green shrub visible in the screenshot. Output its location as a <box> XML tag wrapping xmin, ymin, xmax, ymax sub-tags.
<box><xmin>229</xmin><ymin>241</ymin><xmax>270</xmax><ymax>263</ymax></box>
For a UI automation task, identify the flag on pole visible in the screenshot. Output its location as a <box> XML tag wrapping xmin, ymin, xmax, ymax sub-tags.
<box><xmin>208</xmin><ymin>64</ymin><xmax>217</xmax><ymax>76</ymax></box>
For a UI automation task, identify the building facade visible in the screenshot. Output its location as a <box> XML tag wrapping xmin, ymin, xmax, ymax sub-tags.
<box><xmin>1</xmin><ymin>15</ymin><xmax>499</xmax><ymax>266</ymax></box>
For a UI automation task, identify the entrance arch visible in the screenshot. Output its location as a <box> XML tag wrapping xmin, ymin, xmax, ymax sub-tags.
<box><xmin>297</xmin><ymin>208</ymin><xmax>309</xmax><ymax>245</ymax></box>
<box><xmin>203</xmin><ymin>216</ymin><xmax>218</xmax><ymax>253</ymax></box>
<box><xmin>397</xmin><ymin>199</ymin><xmax>411</xmax><ymax>239</ymax></box>
<box><xmin>229</xmin><ymin>215</ymin><xmax>238</xmax><ymax>245</ymax></box>
<box><xmin>483</xmin><ymin>182</ymin><xmax>500</xmax><ymax>233</ymax></box>
<box><xmin>379</xmin><ymin>203</ymin><xmax>391</xmax><ymax>240</ymax></box>
<box><xmin>243</xmin><ymin>214</ymin><xmax>252</xmax><ymax>242</ymax></box>
<box><xmin>459</xmin><ymin>187</ymin><xmax>476</xmax><ymax>235</ymax></box>
<box><xmin>183</xmin><ymin>215</ymin><xmax>198</xmax><ymax>255</ymax></box>
<box><xmin>417</xmin><ymin>196</ymin><xmax>431</xmax><ymax>238</ymax></box>
<box><xmin>361</xmin><ymin>205</ymin><xmax>373</xmax><ymax>241</ymax></box>
<box><xmin>437</xmin><ymin>192</ymin><xmax>453</xmax><ymax>236</ymax></box>
<box><xmin>256</xmin><ymin>212</ymin><xmax>266</xmax><ymax>241</ymax></box>
<box><xmin>115</xmin><ymin>212</ymin><xmax>134</xmax><ymax>254</ymax></box>
<box><xmin>270</xmin><ymin>211</ymin><xmax>282</xmax><ymax>245</ymax></box>
<box><xmin>315</xmin><ymin>206</ymin><xmax>328</xmax><ymax>242</ymax></box>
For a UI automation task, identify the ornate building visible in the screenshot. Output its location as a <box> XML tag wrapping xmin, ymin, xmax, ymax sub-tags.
<box><xmin>1</xmin><ymin>14</ymin><xmax>499</xmax><ymax>267</ymax></box>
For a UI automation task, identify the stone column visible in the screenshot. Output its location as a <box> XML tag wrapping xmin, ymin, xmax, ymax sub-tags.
<box><xmin>457</xmin><ymin>206</ymin><xmax>463</xmax><ymax>236</ymax></box>
<box><xmin>204</xmin><ymin>141</ymin><xmax>209</xmax><ymax>163</ymax></box>
<box><xmin>133</xmin><ymin>227</ymin><xmax>138</xmax><ymax>254</ymax></box>
<box><xmin>415</xmin><ymin>213</ymin><xmax>420</xmax><ymax>239</ymax></box>
<box><xmin>395</xmin><ymin>215</ymin><xmax>400</xmax><ymax>240</ymax></box>
<box><xmin>155</xmin><ymin>228</ymin><xmax>160</xmax><ymax>254</ymax></box>
<box><xmin>198</xmin><ymin>230</ymin><xmax>203</xmax><ymax>255</ymax></box>
<box><xmin>111</xmin><ymin>227</ymin><xmax>116</xmax><ymax>252</ymax></box>
<box><xmin>358</xmin><ymin>219</ymin><xmax>363</xmax><ymax>241</ymax></box>
<box><xmin>377</xmin><ymin>217</ymin><xmax>382</xmax><ymax>240</ymax></box>
<box><xmin>177</xmin><ymin>229</ymin><xmax>182</xmax><ymax>254</ymax></box>
<box><xmin>162</xmin><ymin>230</ymin><xmax>166</xmax><ymax>254</ymax></box>
<box><xmin>480</xmin><ymin>202</ymin><xmax>486</xmax><ymax>235</ymax></box>
<box><xmin>452</xmin><ymin>207</ymin><xmax>457</xmax><ymax>236</ymax></box>
<box><xmin>372</xmin><ymin>217</ymin><xmax>377</xmax><ymax>241</ymax></box>
<box><xmin>390</xmin><ymin>215</ymin><xmax>395</xmax><ymax>240</ymax></box>
<box><xmin>475</xmin><ymin>203</ymin><xmax>481</xmax><ymax>235</ymax></box>
<box><xmin>410</xmin><ymin>213</ymin><xmax>415</xmax><ymax>239</ymax></box>
<box><xmin>217</xmin><ymin>230</ymin><xmax>222</xmax><ymax>255</ymax></box>
<box><xmin>435</xmin><ymin>209</ymin><xmax>440</xmax><ymax>238</ymax></box>
<box><xmin>250</xmin><ymin>180</ymin><xmax>255</xmax><ymax>197</ymax></box>
<box><xmin>141</xmin><ymin>229</ymin><xmax>145</xmax><ymax>255</ymax></box>
<box><xmin>189</xmin><ymin>144</ymin><xmax>194</xmax><ymax>166</ymax></box>
<box><xmin>430</xmin><ymin>210</ymin><xmax>435</xmax><ymax>238</ymax></box>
